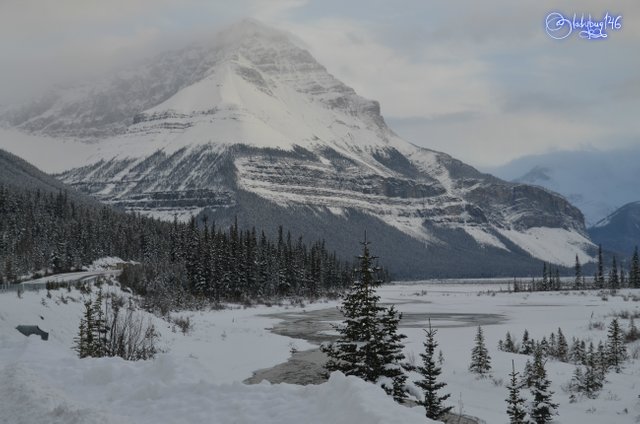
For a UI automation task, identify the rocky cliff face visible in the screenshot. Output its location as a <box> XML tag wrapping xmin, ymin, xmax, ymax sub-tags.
<box><xmin>1</xmin><ymin>20</ymin><xmax>595</xmax><ymax>276</ymax></box>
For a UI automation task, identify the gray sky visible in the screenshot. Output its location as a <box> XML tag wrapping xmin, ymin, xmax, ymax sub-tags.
<box><xmin>2</xmin><ymin>0</ymin><xmax>639</xmax><ymax>166</ymax></box>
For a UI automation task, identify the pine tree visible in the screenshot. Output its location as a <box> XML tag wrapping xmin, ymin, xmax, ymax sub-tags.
<box><xmin>569</xmin><ymin>338</ymin><xmax>585</xmax><ymax>364</ymax></box>
<box><xmin>608</xmin><ymin>256</ymin><xmax>619</xmax><ymax>292</ymax></box>
<box><xmin>521</xmin><ymin>329</ymin><xmax>533</xmax><ymax>355</ymax></box>
<box><xmin>548</xmin><ymin>333</ymin><xmax>557</xmax><ymax>358</ymax></box>
<box><xmin>322</xmin><ymin>237</ymin><xmax>408</xmax><ymax>401</ymax></box>
<box><xmin>569</xmin><ymin>366</ymin><xmax>584</xmax><ymax>401</ymax></box>
<box><xmin>415</xmin><ymin>320</ymin><xmax>452</xmax><ymax>420</ymax></box>
<box><xmin>597</xmin><ymin>245</ymin><xmax>604</xmax><ymax>289</ymax></box>
<box><xmin>595</xmin><ymin>341</ymin><xmax>609</xmax><ymax>379</ymax></box>
<box><xmin>503</xmin><ymin>331</ymin><xmax>517</xmax><ymax>353</ymax></box>
<box><xmin>574</xmin><ymin>255</ymin><xmax>582</xmax><ymax>290</ymax></box>
<box><xmin>469</xmin><ymin>326</ymin><xmax>492</xmax><ymax>376</ymax></box>
<box><xmin>630</xmin><ymin>246</ymin><xmax>640</xmax><ymax>288</ymax></box>
<box><xmin>73</xmin><ymin>302</ymin><xmax>89</xmax><ymax>358</ymax></box>
<box><xmin>74</xmin><ymin>300</ymin><xmax>95</xmax><ymax>358</ymax></box>
<box><xmin>91</xmin><ymin>288</ymin><xmax>107</xmax><ymax>357</ymax></box>
<box><xmin>541</xmin><ymin>263</ymin><xmax>549</xmax><ymax>291</ymax></box>
<box><xmin>522</xmin><ymin>359</ymin><xmax>534</xmax><ymax>388</ymax></box>
<box><xmin>607</xmin><ymin>318</ymin><xmax>627</xmax><ymax>373</ymax></box>
<box><xmin>506</xmin><ymin>360</ymin><xmax>527</xmax><ymax>424</ymax></box>
<box><xmin>528</xmin><ymin>348</ymin><xmax>558</xmax><ymax>424</ymax></box>
<box><xmin>555</xmin><ymin>328</ymin><xmax>568</xmax><ymax>362</ymax></box>
<box><xmin>626</xmin><ymin>317</ymin><xmax>640</xmax><ymax>342</ymax></box>
<box><xmin>376</xmin><ymin>305</ymin><xmax>409</xmax><ymax>402</ymax></box>
<box><xmin>579</xmin><ymin>342</ymin><xmax>604</xmax><ymax>398</ymax></box>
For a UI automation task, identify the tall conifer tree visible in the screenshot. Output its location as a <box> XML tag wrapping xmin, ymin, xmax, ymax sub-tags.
<box><xmin>415</xmin><ymin>320</ymin><xmax>452</xmax><ymax>420</ymax></box>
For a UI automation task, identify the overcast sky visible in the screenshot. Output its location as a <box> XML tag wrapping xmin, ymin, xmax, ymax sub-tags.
<box><xmin>2</xmin><ymin>0</ymin><xmax>638</xmax><ymax>166</ymax></box>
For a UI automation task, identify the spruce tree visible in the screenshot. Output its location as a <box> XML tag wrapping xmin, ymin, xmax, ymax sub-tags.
<box><xmin>506</xmin><ymin>360</ymin><xmax>527</xmax><ymax>424</ymax></box>
<box><xmin>91</xmin><ymin>288</ymin><xmax>107</xmax><ymax>357</ymax></box>
<box><xmin>503</xmin><ymin>331</ymin><xmax>517</xmax><ymax>353</ymax></box>
<box><xmin>541</xmin><ymin>263</ymin><xmax>549</xmax><ymax>291</ymax></box>
<box><xmin>322</xmin><ymin>237</ymin><xmax>408</xmax><ymax>401</ymax></box>
<box><xmin>607</xmin><ymin>318</ymin><xmax>627</xmax><ymax>373</ymax></box>
<box><xmin>521</xmin><ymin>329</ymin><xmax>533</xmax><ymax>355</ymax></box>
<box><xmin>74</xmin><ymin>300</ymin><xmax>95</xmax><ymax>358</ymax></box>
<box><xmin>522</xmin><ymin>359</ymin><xmax>534</xmax><ymax>388</ymax></box>
<box><xmin>597</xmin><ymin>245</ymin><xmax>604</xmax><ymax>289</ymax></box>
<box><xmin>555</xmin><ymin>328</ymin><xmax>568</xmax><ymax>362</ymax></box>
<box><xmin>608</xmin><ymin>256</ymin><xmax>619</xmax><ymax>292</ymax></box>
<box><xmin>376</xmin><ymin>305</ymin><xmax>409</xmax><ymax>402</ymax></box>
<box><xmin>631</xmin><ymin>246</ymin><xmax>640</xmax><ymax>288</ymax></box>
<box><xmin>529</xmin><ymin>348</ymin><xmax>558</xmax><ymax>424</ymax></box>
<box><xmin>469</xmin><ymin>326</ymin><xmax>492</xmax><ymax>376</ymax></box>
<box><xmin>578</xmin><ymin>342</ymin><xmax>604</xmax><ymax>398</ymax></box>
<box><xmin>574</xmin><ymin>255</ymin><xmax>582</xmax><ymax>290</ymax></box>
<box><xmin>569</xmin><ymin>338</ymin><xmax>585</xmax><ymax>365</ymax></box>
<box><xmin>627</xmin><ymin>317</ymin><xmax>640</xmax><ymax>342</ymax></box>
<box><xmin>415</xmin><ymin>320</ymin><xmax>452</xmax><ymax>420</ymax></box>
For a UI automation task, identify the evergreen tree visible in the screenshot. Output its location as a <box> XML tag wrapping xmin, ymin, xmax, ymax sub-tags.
<box><xmin>528</xmin><ymin>348</ymin><xmax>558</xmax><ymax>424</ymax></box>
<box><xmin>630</xmin><ymin>246</ymin><xmax>640</xmax><ymax>288</ymax></box>
<box><xmin>575</xmin><ymin>342</ymin><xmax>605</xmax><ymax>398</ymax></box>
<box><xmin>506</xmin><ymin>360</ymin><xmax>527</xmax><ymax>424</ymax></box>
<box><xmin>553</xmin><ymin>268</ymin><xmax>561</xmax><ymax>291</ymax></box>
<box><xmin>569</xmin><ymin>338</ymin><xmax>585</xmax><ymax>364</ymax></box>
<box><xmin>91</xmin><ymin>288</ymin><xmax>107</xmax><ymax>357</ymax></box>
<box><xmin>608</xmin><ymin>256</ymin><xmax>619</xmax><ymax>292</ymax></box>
<box><xmin>522</xmin><ymin>359</ymin><xmax>534</xmax><ymax>388</ymax></box>
<box><xmin>74</xmin><ymin>300</ymin><xmax>95</xmax><ymax>358</ymax></box>
<box><xmin>596</xmin><ymin>245</ymin><xmax>605</xmax><ymax>289</ymax></box>
<box><xmin>469</xmin><ymin>326</ymin><xmax>492</xmax><ymax>376</ymax></box>
<box><xmin>626</xmin><ymin>317</ymin><xmax>640</xmax><ymax>343</ymax></box>
<box><xmin>521</xmin><ymin>329</ymin><xmax>534</xmax><ymax>355</ymax></box>
<box><xmin>541</xmin><ymin>263</ymin><xmax>549</xmax><ymax>291</ymax></box>
<box><xmin>548</xmin><ymin>333</ymin><xmax>557</xmax><ymax>358</ymax></box>
<box><xmin>595</xmin><ymin>341</ymin><xmax>609</xmax><ymax>379</ymax></box>
<box><xmin>376</xmin><ymin>305</ymin><xmax>409</xmax><ymax>402</ymax></box>
<box><xmin>322</xmin><ymin>237</ymin><xmax>408</xmax><ymax>401</ymax></box>
<box><xmin>555</xmin><ymin>328</ymin><xmax>568</xmax><ymax>362</ymax></box>
<box><xmin>574</xmin><ymin>255</ymin><xmax>582</xmax><ymax>290</ymax></box>
<box><xmin>503</xmin><ymin>331</ymin><xmax>517</xmax><ymax>353</ymax></box>
<box><xmin>607</xmin><ymin>318</ymin><xmax>627</xmax><ymax>373</ymax></box>
<box><xmin>415</xmin><ymin>320</ymin><xmax>452</xmax><ymax>420</ymax></box>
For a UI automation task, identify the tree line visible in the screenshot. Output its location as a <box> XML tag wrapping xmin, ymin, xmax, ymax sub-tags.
<box><xmin>511</xmin><ymin>245</ymin><xmax>640</xmax><ymax>293</ymax></box>
<box><xmin>0</xmin><ymin>185</ymin><xmax>354</xmax><ymax>302</ymax></box>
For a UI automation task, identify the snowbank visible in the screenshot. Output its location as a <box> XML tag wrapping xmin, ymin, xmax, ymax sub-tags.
<box><xmin>0</xmin><ymin>286</ymin><xmax>435</xmax><ymax>424</ymax></box>
<box><xmin>0</xmin><ymin>337</ymin><xmax>433</xmax><ymax>424</ymax></box>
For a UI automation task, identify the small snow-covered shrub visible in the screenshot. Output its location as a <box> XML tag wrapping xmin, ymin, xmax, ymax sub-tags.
<box><xmin>171</xmin><ymin>315</ymin><xmax>192</xmax><ymax>335</ymax></box>
<box><xmin>588</xmin><ymin>320</ymin><xmax>605</xmax><ymax>331</ymax></box>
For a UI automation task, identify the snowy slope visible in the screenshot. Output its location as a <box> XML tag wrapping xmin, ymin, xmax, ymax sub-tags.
<box><xmin>3</xmin><ymin>277</ymin><xmax>640</xmax><ymax>423</ymax></box>
<box><xmin>0</xmin><ymin>20</ymin><xmax>595</xmax><ymax>274</ymax></box>
<box><xmin>0</xmin><ymin>285</ymin><xmax>436</xmax><ymax>424</ymax></box>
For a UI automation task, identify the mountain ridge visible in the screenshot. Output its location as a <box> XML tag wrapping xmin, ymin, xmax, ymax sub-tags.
<box><xmin>589</xmin><ymin>201</ymin><xmax>640</xmax><ymax>256</ymax></box>
<box><xmin>0</xmin><ymin>20</ymin><xmax>595</xmax><ymax>276</ymax></box>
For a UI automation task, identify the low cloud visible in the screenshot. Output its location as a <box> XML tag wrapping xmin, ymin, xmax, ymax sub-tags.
<box><xmin>1</xmin><ymin>0</ymin><xmax>637</xmax><ymax>167</ymax></box>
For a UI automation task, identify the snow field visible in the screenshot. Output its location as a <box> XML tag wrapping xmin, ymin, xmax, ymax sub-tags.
<box><xmin>0</xmin><ymin>285</ymin><xmax>435</xmax><ymax>423</ymax></box>
<box><xmin>380</xmin><ymin>283</ymin><xmax>640</xmax><ymax>423</ymax></box>
<box><xmin>2</xmin><ymin>280</ymin><xmax>640</xmax><ymax>423</ymax></box>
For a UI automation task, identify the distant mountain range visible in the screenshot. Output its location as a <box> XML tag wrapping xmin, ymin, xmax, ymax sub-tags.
<box><xmin>486</xmin><ymin>147</ymin><xmax>640</xmax><ymax>227</ymax></box>
<box><xmin>589</xmin><ymin>201</ymin><xmax>640</xmax><ymax>256</ymax></box>
<box><xmin>0</xmin><ymin>20</ymin><xmax>595</xmax><ymax>278</ymax></box>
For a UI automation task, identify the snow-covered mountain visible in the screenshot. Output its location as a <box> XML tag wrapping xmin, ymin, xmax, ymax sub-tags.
<box><xmin>589</xmin><ymin>201</ymin><xmax>640</xmax><ymax>255</ymax></box>
<box><xmin>486</xmin><ymin>147</ymin><xmax>640</xmax><ymax>226</ymax></box>
<box><xmin>0</xmin><ymin>20</ymin><xmax>594</xmax><ymax>277</ymax></box>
